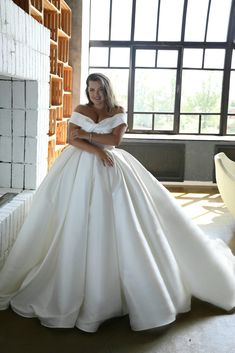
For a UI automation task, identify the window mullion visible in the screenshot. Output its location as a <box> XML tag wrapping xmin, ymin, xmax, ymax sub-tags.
<box><xmin>174</xmin><ymin>48</ymin><xmax>183</xmax><ymax>133</ymax></box>
<box><xmin>127</xmin><ymin>46</ymin><xmax>135</xmax><ymax>131</ymax></box>
<box><xmin>220</xmin><ymin>0</ymin><xmax>235</xmax><ymax>135</ymax></box>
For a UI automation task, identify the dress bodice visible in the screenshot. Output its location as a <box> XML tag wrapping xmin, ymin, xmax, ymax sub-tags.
<box><xmin>69</xmin><ymin>112</ymin><xmax>127</xmax><ymax>134</ymax></box>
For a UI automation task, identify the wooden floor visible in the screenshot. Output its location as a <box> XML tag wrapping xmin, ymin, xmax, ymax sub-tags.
<box><xmin>0</xmin><ymin>187</ymin><xmax>235</xmax><ymax>353</ymax></box>
<box><xmin>167</xmin><ymin>186</ymin><xmax>235</xmax><ymax>251</ymax></box>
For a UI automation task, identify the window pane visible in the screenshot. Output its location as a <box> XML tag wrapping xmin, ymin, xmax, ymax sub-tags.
<box><xmin>185</xmin><ymin>0</ymin><xmax>209</xmax><ymax>41</ymax></box>
<box><xmin>232</xmin><ymin>50</ymin><xmax>235</xmax><ymax>69</ymax></box>
<box><xmin>183</xmin><ymin>49</ymin><xmax>203</xmax><ymax>68</ymax></box>
<box><xmin>89</xmin><ymin>47</ymin><xmax>109</xmax><ymax>67</ymax></box>
<box><xmin>201</xmin><ymin>115</ymin><xmax>220</xmax><ymax>134</ymax></box>
<box><xmin>89</xmin><ymin>68</ymin><xmax>129</xmax><ymax>110</ymax></box>
<box><xmin>111</xmin><ymin>0</ymin><xmax>132</xmax><ymax>40</ymax></box>
<box><xmin>134</xmin><ymin>69</ymin><xmax>176</xmax><ymax>112</ymax></box>
<box><xmin>110</xmin><ymin>48</ymin><xmax>130</xmax><ymax>67</ymax></box>
<box><xmin>204</xmin><ymin>49</ymin><xmax>225</xmax><ymax>69</ymax></box>
<box><xmin>206</xmin><ymin>0</ymin><xmax>232</xmax><ymax>42</ymax></box>
<box><xmin>157</xmin><ymin>50</ymin><xmax>178</xmax><ymax>68</ymax></box>
<box><xmin>134</xmin><ymin>0</ymin><xmax>158</xmax><ymax>41</ymax></box>
<box><xmin>180</xmin><ymin>115</ymin><xmax>199</xmax><ymax>133</ymax></box>
<box><xmin>133</xmin><ymin>114</ymin><xmax>152</xmax><ymax>130</ymax></box>
<box><xmin>228</xmin><ymin>71</ymin><xmax>235</xmax><ymax>113</ymax></box>
<box><xmin>90</xmin><ymin>0</ymin><xmax>110</xmax><ymax>40</ymax></box>
<box><xmin>158</xmin><ymin>0</ymin><xmax>184</xmax><ymax>41</ymax></box>
<box><xmin>154</xmin><ymin>114</ymin><xmax>174</xmax><ymax>130</ymax></box>
<box><xmin>227</xmin><ymin>116</ymin><xmax>235</xmax><ymax>134</ymax></box>
<box><xmin>181</xmin><ymin>70</ymin><xmax>222</xmax><ymax>113</ymax></box>
<box><xmin>136</xmin><ymin>50</ymin><xmax>156</xmax><ymax>67</ymax></box>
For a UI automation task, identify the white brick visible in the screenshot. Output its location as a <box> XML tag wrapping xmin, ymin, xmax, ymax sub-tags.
<box><xmin>26</xmin><ymin>81</ymin><xmax>38</xmax><ymax>109</ymax></box>
<box><xmin>9</xmin><ymin>0</ymin><xmax>15</xmax><ymax>39</ymax></box>
<box><xmin>0</xmin><ymin>109</ymin><xmax>11</xmax><ymax>136</ymax></box>
<box><xmin>25</xmin><ymin>137</ymin><xmax>37</xmax><ymax>163</ymax></box>
<box><xmin>22</xmin><ymin>44</ymin><xmax>27</xmax><ymax>79</ymax></box>
<box><xmin>27</xmin><ymin>48</ymin><xmax>32</xmax><ymax>78</ymax></box>
<box><xmin>37</xmin><ymin>135</ymin><xmax>48</xmax><ymax>162</ymax></box>
<box><xmin>0</xmin><ymin>79</ymin><xmax>11</xmax><ymax>109</ymax></box>
<box><xmin>6</xmin><ymin>36</ymin><xmax>12</xmax><ymax>76</ymax></box>
<box><xmin>30</xmin><ymin>50</ymin><xmax>35</xmax><ymax>79</ymax></box>
<box><xmin>0</xmin><ymin>136</ymin><xmax>11</xmax><ymax>162</ymax></box>
<box><xmin>33</xmin><ymin>20</ymin><xmax>38</xmax><ymax>52</ymax></box>
<box><xmin>12</xmin><ymin>136</ymin><xmax>24</xmax><ymax>163</ymax></box>
<box><xmin>0</xmin><ymin>34</ymin><xmax>3</xmax><ymax>72</ymax></box>
<box><xmin>12</xmin><ymin>163</ymin><xmax>24</xmax><ymax>189</ymax></box>
<box><xmin>0</xmin><ymin>162</ymin><xmax>11</xmax><ymax>187</ymax></box>
<box><xmin>0</xmin><ymin>217</ymin><xmax>9</xmax><ymax>262</ymax></box>
<box><xmin>26</xmin><ymin>110</ymin><xmax>38</xmax><ymax>136</ymax></box>
<box><xmin>20</xmin><ymin>7</ymin><xmax>26</xmax><ymax>44</ymax></box>
<box><xmin>45</xmin><ymin>28</ymin><xmax>50</xmax><ymax>56</ymax></box>
<box><xmin>14</xmin><ymin>41</ymin><xmax>19</xmax><ymax>77</ymax></box>
<box><xmin>38</xmin><ymin>110</ymin><xmax>49</xmax><ymax>135</ymax></box>
<box><xmin>36</xmin><ymin>160</ymin><xmax>48</xmax><ymax>185</ymax></box>
<box><xmin>0</xmin><ymin>0</ymin><xmax>7</xmax><ymax>35</ymax></box>
<box><xmin>5</xmin><ymin>0</ymin><xmax>12</xmax><ymax>37</ymax></box>
<box><xmin>30</xmin><ymin>16</ymin><xmax>34</xmax><ymax>49</ymax></box>
<box><xmin>39</xmin><ymin>82</ymin><xmax>50</xmax><ymax>109</ymax></box>
<box><xmin>0</xmin><ymin>1</ymin><xmax>3</xmax><ymax>33</ymax></box>
<box><xmin>8</xmin><ymin>39</ymin><xmax>16</xmax><ymax>76</ymax></box>
<box><xmin>25</xmin><ymin>163</ymin><xmax>37</xmax><ymax>189</ymax></box>
<box><xmin>13</xmin><ymin>81</ymin><xmax>25</xmax><ymax>109</ymax></box>
<box><xmin>14</xmin><ymin>5</ymin><xmax>21</xmax><ymax>42</ymax></box>
<box><xmin>13</xmin><ymin>109</ymin><xmax>25</xmax><ymax>136</ymax></box>
<box><xmin>12</xmin><ymin>2</ymin><xmax>17</xmax><ymax>40</ymax></box>
<box><xmin>19</xmin><ymin>43</ymin><xmax>24</xmax><ymax>78</ymax></box>
<box><xmin>25</xmin><ymin>13</ymin><xmax>30</xmax><ymax>47</ymax></box>
<box><xmin>2</xmin><ymin>33</ymin><xmax>8</xmax><ymax>74</ymax></box>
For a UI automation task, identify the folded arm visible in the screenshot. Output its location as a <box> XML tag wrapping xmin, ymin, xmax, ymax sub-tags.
<box><xmin>68</xmin><ymin>122</ymin><xmax>126</xmax><ymax>166</ymax></box>
<box><xmin>71</xmin><ymin>123</ymin><xmax>127</xmax><ymax>147</ymax></box>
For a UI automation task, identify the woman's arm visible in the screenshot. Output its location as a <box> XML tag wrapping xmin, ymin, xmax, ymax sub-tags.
<box><xmin>68</xmin><ymin>123</ymin><xmax>114</xmax><ymax>166</ymax></box>
<box><xmin>72</xmin><ymin>104</ymin><xmax>127</xmax><ymax>146</ymax></box>
<box><xmin>71</xmin><ymin>123</ymin><xmax>127</xmax><ymax>147</ymax></box>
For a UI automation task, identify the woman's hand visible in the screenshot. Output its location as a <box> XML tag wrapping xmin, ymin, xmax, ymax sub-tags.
<box><xmin>95</xmin><ymin>149</ymin><xmax>114</xmax><ymax>167</ymax></box>
<box><xmin>71</xmin><ymin>129</ymin><xmax>88</xmax><ymax>140</ymax></box>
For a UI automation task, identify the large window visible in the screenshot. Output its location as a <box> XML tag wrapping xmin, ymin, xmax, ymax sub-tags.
<box><xmin>89</xmin><ymin>0</ymin><xmax>235</xmax><ymax>135</ymax></box>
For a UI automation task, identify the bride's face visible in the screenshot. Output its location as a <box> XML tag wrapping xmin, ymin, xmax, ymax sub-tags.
<box><xmin>88</xmin><ymin>80</ymin><xmax>105</xmax><ymax>108</ymax></box>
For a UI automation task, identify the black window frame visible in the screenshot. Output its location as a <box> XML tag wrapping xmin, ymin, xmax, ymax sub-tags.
<box><xmin>89</xmin><ymin>0</ymin><xmax>235</xmax><ymax>136</ymax></box>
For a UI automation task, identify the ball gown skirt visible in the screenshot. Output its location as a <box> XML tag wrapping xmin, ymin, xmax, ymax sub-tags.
<box><xmin>0</xmin><ymin>112</ymin><xmax>234</xmax><ymax>332</ymax></box>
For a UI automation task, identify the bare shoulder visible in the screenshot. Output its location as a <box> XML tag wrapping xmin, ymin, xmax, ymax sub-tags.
<box><xmin>113</xmin><ymin>106</ymin><xmax>125</xmax><ymax>115</ymax></box>
<box><xmin>74</xmin><ymin>104</ymin><xmax>97</xmax><ymax>120</ymax></box>
<box><xmin>74</xmin><ymin>104</ymin><xmax>89</xmax><ymax>114</ymax></box>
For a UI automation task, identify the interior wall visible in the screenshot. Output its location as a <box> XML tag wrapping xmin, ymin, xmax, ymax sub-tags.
<box><xmin>122</xmin><ymin>137</ymin><xmax>235</xmax><ymax>182</ymax></box>
<box><xmin>66</xmin><ymin>0</ymin><xmax>83</xmax><ymax>110</ymax></box>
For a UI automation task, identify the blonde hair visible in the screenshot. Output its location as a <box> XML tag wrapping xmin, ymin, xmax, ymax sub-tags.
<box><xmin>85</xmin><ymin>73</ymin><xmax>119</xmax><ymax>112</ymax></box>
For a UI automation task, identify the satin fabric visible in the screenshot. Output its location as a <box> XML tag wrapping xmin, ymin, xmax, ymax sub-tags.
<box><xmin>0</xmin><ymin>112</ymin><xmax>234</xmax><ymax>332</ymax></box>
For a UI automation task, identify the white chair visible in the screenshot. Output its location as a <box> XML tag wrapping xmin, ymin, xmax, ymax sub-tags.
<box><xmin>214</xmin><ymin>152</ymin><xmax>235</xmax><ymax>217</ymax></box>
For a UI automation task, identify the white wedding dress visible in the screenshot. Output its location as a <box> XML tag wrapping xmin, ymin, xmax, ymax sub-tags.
<box><xmin>0</xmin><ymin>112</ymin><xmax>235</xmax><ymax>332</ymax></box>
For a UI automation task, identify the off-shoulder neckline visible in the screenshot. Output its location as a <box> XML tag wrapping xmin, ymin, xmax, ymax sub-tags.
<box><xmin>72</xmin><ymin>111</ymin><xmax>126</xmax><ymax>125</ymax></box>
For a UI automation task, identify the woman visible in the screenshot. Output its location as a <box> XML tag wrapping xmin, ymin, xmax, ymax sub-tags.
<box><xmin>0</xmin><ymin>73</ymin><xmax>234</xmax><ymax>332</ymax></box>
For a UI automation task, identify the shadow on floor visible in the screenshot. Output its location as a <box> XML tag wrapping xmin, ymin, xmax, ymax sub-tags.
<box><xmin>0</xmin><ymin>298</ymin><xmax>234</xmax><ymax>353</ymax></box>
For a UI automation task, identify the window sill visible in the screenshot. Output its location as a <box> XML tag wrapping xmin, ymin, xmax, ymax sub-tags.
<box><xmin>123</xmin><ymin>133</ymin><xmax>235</xmax><ymax>142</ymax></box>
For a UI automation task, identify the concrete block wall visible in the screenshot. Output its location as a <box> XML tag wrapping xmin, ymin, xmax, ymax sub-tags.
<box><xmin>0</xmin><ymin>0</ymin><xmax>50</xmax><ymax>189</ymax></box>
<box><xmin>0</xmin><ymin>79</ymin><xmax>49</xmax><ymax>189</ymax></box>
